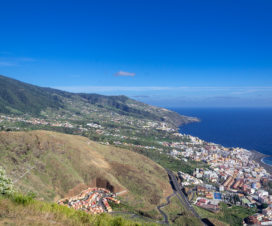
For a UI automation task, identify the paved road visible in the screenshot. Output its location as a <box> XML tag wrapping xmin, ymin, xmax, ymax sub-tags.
<box><xmin>157</xmin><ymin>192</ymin><xmax>176</xmax><ymax>225</ymax></box>
<box><xmin>166</xmin><ymin>169</ymin><xmax>207</xmax><ymax>226</ymax></box>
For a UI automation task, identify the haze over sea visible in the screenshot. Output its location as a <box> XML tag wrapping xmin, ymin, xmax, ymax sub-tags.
<box><xmin>172</xmin><ymin>108</ymin><xmax>272</xmax><ymax>165</ymax></box>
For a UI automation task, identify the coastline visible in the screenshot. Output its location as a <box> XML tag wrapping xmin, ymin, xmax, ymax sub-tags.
<box><xmin>177</xmin><ymin>120</ymin><xmax>272</xmax><ymax>174</ymax></box>
<box><xmin>175</xmin><ymin>109</ymin><xmax>272</xmax><ymax>174</ymax></box>
<box><xmin>250</xmin><ymin>150</ymin><xmax>272</xmax><ymax>174</ymax></box>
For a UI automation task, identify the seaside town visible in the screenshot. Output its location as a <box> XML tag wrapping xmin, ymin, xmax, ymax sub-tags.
<box><xmin>166</xmin><ymin>135</ymin><xmax>272</xmax><ymax>225</ymax></box>
<box><xmin>57</xmin><ymin>187</ymin><xmax>120</xmax><ymax>214</ymax></box>
<box><xmin>1</xmin><ymin>112</ymin><xmax>272</xmax><ymax>225</ymax></box>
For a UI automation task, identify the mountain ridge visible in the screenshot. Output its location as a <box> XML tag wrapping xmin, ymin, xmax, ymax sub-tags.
<box><xmin>0</xmin><ymin>74</ymin><xmax>198</xmax><ymax>126</ymax></box>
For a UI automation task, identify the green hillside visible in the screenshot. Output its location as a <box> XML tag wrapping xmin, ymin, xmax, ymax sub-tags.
<box><xmin>0</xmin><ymin>75</ymin><xmax>63</xmax><ymax>115</ymax></box>
<box><xmin>0</xmin><ymin>74</ymin><xmax>195</xmax><ymax>126</ymax></box>
<box><xmin>0</xmin><ymin>194</ymin><xmax>156</xmax><ymax>226</ymax></box>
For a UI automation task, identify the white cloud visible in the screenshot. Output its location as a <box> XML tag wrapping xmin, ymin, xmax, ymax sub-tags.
<box><xmin>115</xmin><ymin>71</ymin><xmax>135</xmax><ymax>77</ymax></box>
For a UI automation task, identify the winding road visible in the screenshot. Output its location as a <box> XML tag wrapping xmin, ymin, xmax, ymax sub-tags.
<box><xmin>111</xmin><ymin>192</ymin><xmax>176</xmax><ymax>225</ymax></box>
<box><xmin>157</xmin><ymin>192</ymin><xmax>176</xmax><ymax>225</ymax></box>
<box><xmin>111</xmin><ymin>169</ymin><xmax>212</xmax><ymax>225</ymax></box>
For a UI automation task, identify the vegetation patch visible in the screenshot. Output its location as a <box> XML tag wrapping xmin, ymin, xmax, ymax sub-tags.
<box><xmin>162</xmin><ymin>195</ymin><xmax>202</xmax><ymax>226</ymax></box>
<box><xmin>0</xmin><ymin>193</ymin><xmax>156</xmax><ymax>226</ymax></box>
<box><xmin>194</xmin><ymin>202</ymin><xmax>258</xmax><ymax>226</ymax></box>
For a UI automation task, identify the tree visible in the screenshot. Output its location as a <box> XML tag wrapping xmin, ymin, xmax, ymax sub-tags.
<box><xmin>0</xmin><ymin>167</ymin><xmax>13</xmax><ymax>195</ymax></box>
<box><xmin>260</xmin><ymin>203</ymin><xmax>268</xmax><ymax>210</ymax></box>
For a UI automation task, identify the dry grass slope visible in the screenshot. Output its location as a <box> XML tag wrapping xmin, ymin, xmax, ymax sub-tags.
<box><xmin>0</xmin><ymin>130</ymin><xmax>171</xmax><ymax>218</ymax></box>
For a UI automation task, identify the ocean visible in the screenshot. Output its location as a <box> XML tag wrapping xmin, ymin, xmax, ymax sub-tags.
<box><xmin>171</xmin><ymin>108</ymin><xmax>272</xmax><ymax>164</ymax></box>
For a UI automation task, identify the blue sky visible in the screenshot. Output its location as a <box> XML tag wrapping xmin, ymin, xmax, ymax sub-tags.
<box><xmin>0</xmin><ymin>0</ymin><xmax>272</xmax><ymax>107</ymax></box>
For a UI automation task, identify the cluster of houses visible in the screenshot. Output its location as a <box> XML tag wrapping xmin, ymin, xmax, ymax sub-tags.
<box><xmin>86</xmin><ymin>123</ymin><xmax>103</xmax><ymax>129</ymax></box>
<box><xmin>245</xmin><ymin>205</ymin><xmax>272</xmax><ymax>225</ymax></box>
<box><xmin>195</xmin><ymin>197</ymin><xmax>220</xmax><ymax>213</ymax></box>
<box><xmin>168</xmin><ymin>134</ymin><xmax>272</xmax><ymax>225</ymax></box>
<box><xmin>57</xmin><ymin>187</ymin><xmax>120</xmax><ymax>214</ymax></box>
<box><xmin>168</xmin><ymin>135</ymin><xmax>272</xmax><ymax>207</ymax></box>
<box><xmin>0</xmin><ymin>114</ymin><xmax>74</xmax><ymax>129</ymax></box>
<box><xmin>178</xmin><ymin>171</ymin><xmax>203</xmax><ymax>186</ymax></box>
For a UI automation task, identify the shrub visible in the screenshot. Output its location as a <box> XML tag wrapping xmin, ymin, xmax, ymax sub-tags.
<box><xmin>0</xmin><ymin>167</ymin><xmax>13</xmax><ymax>195</ymax></box>
<box><xmin>11</xmin><ymin>193</ymin><xmax>34</xmax><ymax>205</ymax></box>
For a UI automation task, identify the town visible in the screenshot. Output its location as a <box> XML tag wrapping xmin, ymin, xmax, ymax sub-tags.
<box><xmin>57</xmin><ymin>187</ymin><xmax>120</xmax><ymax>214</ymax></box>
<box><xmin>1</xmin><ymin>112</ymin><xmax>272</xmax><ymax>225</ymax></box>
<box><xmin>166</xmin><ymin>136</ymin><xmax>272</xmax><ymax>225</ymax></box>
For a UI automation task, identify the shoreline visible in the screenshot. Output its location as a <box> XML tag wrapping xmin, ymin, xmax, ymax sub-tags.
<box><xmin>175</xmin><ymin>110</ymin><xmax>272</xmax><ymax>174</ymax></box>
<box><xmin>250</xmin><ymin>150</ymin><xmax>272</xmax><ymax>174</ymax></box>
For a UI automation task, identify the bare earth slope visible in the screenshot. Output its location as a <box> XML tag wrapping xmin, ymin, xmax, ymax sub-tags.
<box><xmin>0</xmin><ymin>130</ymin><xmax>171</xmax><ymax>217</ymax></box>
